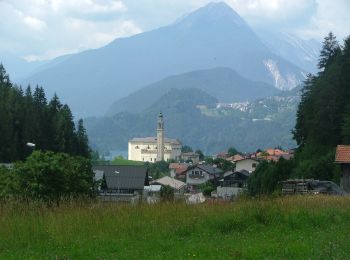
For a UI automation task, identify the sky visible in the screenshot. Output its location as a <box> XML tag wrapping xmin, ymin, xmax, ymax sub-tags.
<box><xmin>0</xmin><ymin>0</ymin><xmax>349</xmax><ymax>61</ymax></box>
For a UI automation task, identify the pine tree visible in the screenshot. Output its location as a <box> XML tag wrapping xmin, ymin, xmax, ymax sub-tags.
<box><xmin>76</xmin><ymin>119</ymin><xmax>90</xmax><ymax>158</ymax></box>
<box><xmin>318</xmin><ymin>32</ymin><xmax>341</xmax><ymax>70</ymax></box>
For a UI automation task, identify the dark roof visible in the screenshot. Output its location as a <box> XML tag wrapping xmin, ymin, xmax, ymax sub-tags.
<box><xmin>224</xmin><ymin>169</ymin><xmax>250</xmax><ymax>178</ymax></box>
<box><xmin>335</xmin><ymin>145</ymin><xmax>350</xmax><ymax>163</ymax></box>
<box><xmin>92</xmin><ymin>165</ymin><xmax>148</xmax><ymax>190</ymax></box>
<box><xmin>196</xmin><ymin>164</ymin><xmax>223</xmax><ymax>175</ymax></box>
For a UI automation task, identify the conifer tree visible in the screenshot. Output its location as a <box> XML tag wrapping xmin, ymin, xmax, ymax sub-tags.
<box><xmin>318</xmin><ymin>32</ymin><xmax>341</xmax><ymax>70</ymax></box>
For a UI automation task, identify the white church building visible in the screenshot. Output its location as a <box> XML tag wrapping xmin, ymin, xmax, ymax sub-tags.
<box><xmin>128</xmin><ymin>113</ymin><xmax>182</xmax><ymax>162</ymax></box>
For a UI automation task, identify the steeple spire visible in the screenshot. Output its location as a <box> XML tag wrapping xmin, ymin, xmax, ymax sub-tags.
<box><xmin>156</xmin><ymin>112</ymin><xmax>164</xmax><ymax>161</ymax></box>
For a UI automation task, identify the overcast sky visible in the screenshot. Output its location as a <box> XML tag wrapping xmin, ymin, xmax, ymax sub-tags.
<box><xmin>0</xmin><ymin>0</ymin><xmax>349</xmax><ymax>61</ymax></box>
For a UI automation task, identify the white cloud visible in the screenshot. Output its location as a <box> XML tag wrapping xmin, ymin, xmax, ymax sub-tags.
<box><xmin>0</xmin><ymin>0</ymin><xmax>141</xmax><ymax>60</ymax></box>
<box><xmin>0</xmin><ymin>0</ymin><xmax>349</xmax><ymax>61</ymax></box>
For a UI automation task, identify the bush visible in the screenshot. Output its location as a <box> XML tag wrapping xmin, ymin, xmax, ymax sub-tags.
<box><xmin>160</xmin><ymin>185</ymin><xmax>174</xmax><ymax>201</ymax></box>
<box><xmin>0</xmin><ymin>151</ymin><xmax>97</xmax><ymax>204</ymax></box>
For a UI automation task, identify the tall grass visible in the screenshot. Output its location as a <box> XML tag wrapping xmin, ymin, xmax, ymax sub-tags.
<box><xmin>1</xmin><ymin>196</ymin><xmax>350</xmax><ymax>259</ymax></box>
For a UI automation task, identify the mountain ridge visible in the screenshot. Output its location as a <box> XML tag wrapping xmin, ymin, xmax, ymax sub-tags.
<box><xmin>21</xmin><ymin>1</ymin><xmax>305</xmax><ymax>116</ymax></box>
<box><xmin>106</xmin><ymin>67</ymin><xmax>278</xmax><ymax>116</ymax></box>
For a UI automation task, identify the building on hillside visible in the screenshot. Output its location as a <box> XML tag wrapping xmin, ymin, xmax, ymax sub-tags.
<box><xmin>255</xmin><ymin>148</ymin><xmax>293</xmax><ymax>162</ymax></box>
<box><xmin>226</xmin><ymin>154</ymin><xmax>245</xmax><ymax>163</ymax></box>
<box><xmin>235</xmin><ymin>158</ymin><xmax>259</xmax><ymax>173</ymax></box>
<box><xmin>93</xmin><ymin>165</ymin><xmax>149</xmax><ymax>201</ymax></box>
<box><xmin>181</xmin><ymin>152</ymin><xmax>200</xmax><ymax>163</ymax></box>
<box><xmin>169</xmin><ymin>163</ymin><xmax>189</xmax><ymax>181</ymax></box>
<box><xmin>128</xmin><ymin>112</ymin><xmax>182</xmax><ymax>162</ymax></box>
<box><xmin>151</xmin><ymin>176</ymin><xmax>186</xmax><ymax>195</ymax></box>
<box><xmin>335</xmin><ymin>145</ymin><xmax>350</xmax><ymax>192</ymax></box>
<box><xmin>217</xmin><ymin>169</ymin><xmax>249</xmax><ymax>199</ymax></box>
<box><xmin>185</xmin><ymin>164</ymin><xmax>223</xmax><ymax>190</ymax></box>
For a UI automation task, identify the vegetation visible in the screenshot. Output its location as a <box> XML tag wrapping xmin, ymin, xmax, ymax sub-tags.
<box><xmin>0</xmin><ymin>151</ymin><xmax>96</xmax><ymax>204</ymax></box>
<box><xmin>159</xmin><ymin>185</ymin><xmax>174</xmax><ymax>201</ymax></box>
<box><xmin>111</xmin><ymin>156</ymin><xmax>144</xmax><ymax>166</ymax></box>
<box><xmin>248</xmin><ymin>32</ymin><xmax>349</xmax><ymax>195</ymax></box>
<box><xmin>205</xmin><ymin>157</ymin><xmax>234</xmax><ymax>172</ymax></box>
<box><xmin>144</xmin><ymin>161</ymin><xmax>169</xmax><ymax>180</ymax></box>
<box><xmin>0</xmin><ymin>65</ymin><xmax>90</xmax><ymax>162</ymax></box>
<box><xmin>1</xmin><ymin>196</ymin><xmax>350</xmax><ymax>258</ymax></box>
<box><xmin>199</xmin><ymin>182</ymin><xmax>215</xmax><ymax>196</ymax></box>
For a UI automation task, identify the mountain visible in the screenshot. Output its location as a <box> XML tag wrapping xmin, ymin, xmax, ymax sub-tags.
<box><xmin>0</xmin><ymin>51</ymin><xmax>46</xmax><ymax>81</ymax></box>
<box><xmin>107</xmin><ymin>67</ymin><xmax>278</xmax><ymax>115</ymax></box>
<box><xmin>21</xmin><ymin>2</ymin><xmax>305</xmax><ymax>117</ymax></box>
<box><xmin>257</xmin><ymin>31</ymin><xmax>321</xmax><ymax>73</ymax></box>
<box><xmin>85</xmin><ymin>87</ymin><xmax>299</xmax><ymax>155</ymax></box>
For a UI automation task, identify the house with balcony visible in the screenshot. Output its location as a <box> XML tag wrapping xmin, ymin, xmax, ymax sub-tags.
<box><xmin>185</xmin><ymin>164</ymin><xmax>223</xmax><ymax>191</ymax></box>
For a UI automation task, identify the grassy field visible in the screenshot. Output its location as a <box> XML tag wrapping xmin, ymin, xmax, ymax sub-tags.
<box><xmin>1</xmin><ymin>196</ymin><xmax>350</xmax><ymax>259</ymax></box>
<box><xmin>110</xmin><ymin>157</ymin><xmax>144</xmax><ymax>166</ymax></box>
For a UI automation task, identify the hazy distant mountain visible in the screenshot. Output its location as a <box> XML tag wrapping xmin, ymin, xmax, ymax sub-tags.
<box><xmin>85</xmin><ymin>87</ymin><xmax>299</xmax><ymax>154</ymax></box>
<box><xmin>257</xmin><ymin>31</ymin><xmax>321</xmax><ymax>73</ymax></box>
<box><xmin>21</xmin><ymin>2</ymin><xmax>305</xmax><ymax>116</ymax></box>
<box><xmin>107</xmin><ymin>67</ymin><xmax>278</xmax><ymax>115</ymax></box>
<box><xmin>0</xmin><ymin>52</ymin><xmax>46</xmax><ymax>81</ymax></box>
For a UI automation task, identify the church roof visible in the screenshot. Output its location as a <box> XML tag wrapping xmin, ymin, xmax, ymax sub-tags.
<box><xmin>129</xmin><ymin>137</ymin><xmax>181</xmax><ymax>145</ymax></box>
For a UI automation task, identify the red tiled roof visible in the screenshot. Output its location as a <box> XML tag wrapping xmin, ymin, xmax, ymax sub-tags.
<box><xmin>335</xmin><ymin>145</ymin><xmax>350</xmax><ymax>163</ymax></box>
<box><xmin>169</xmin><ymin>163</ymin><xmax>188</xmax><ymax>175</ymax></box>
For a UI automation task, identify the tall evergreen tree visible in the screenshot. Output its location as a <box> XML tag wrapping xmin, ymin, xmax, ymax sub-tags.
<box><xmin>318</xmin><ymin>32</ymin><xmax>341</xmax><ymax>70</ymax></box>
<box><xmin>76</xmin><ymin>119</ymin><xmax>90</xmax><ymax>158</ymax></box>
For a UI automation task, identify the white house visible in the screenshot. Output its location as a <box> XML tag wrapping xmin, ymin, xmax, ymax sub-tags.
<box><xmin>185</xmin><ymin>164</ymin><xmax>223</xmax><ymax>189</ymax></box>
<box><xmin>235</xmin><ymin>158</ymin><xmax>259</xmax><ymax>173</ymax></box>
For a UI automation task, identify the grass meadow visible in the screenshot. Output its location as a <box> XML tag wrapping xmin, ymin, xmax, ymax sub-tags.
<box><xmin>1</xmin><ymin>196</ymin><xmax>350</xmax><ymax>259</ymax></box>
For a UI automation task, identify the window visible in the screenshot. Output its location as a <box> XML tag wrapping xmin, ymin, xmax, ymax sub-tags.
<box><xmin>135</xmin><ymin>146</ymin><xmax>139</xmax><ymax>149</ymax></box>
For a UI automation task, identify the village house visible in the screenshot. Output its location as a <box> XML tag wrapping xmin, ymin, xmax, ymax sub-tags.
<box><xmin>185</xmin><ymin>164</ymin><xmax>223</xmax><ymax>190</ymax></box>
<box><xmin>151</xmin><ymin>176</ymin><xmax>186</xmax><ymax>195</ymax></box>
<box><xmin>92</xmin><ymin>165</ymin><xmax>149</xmax><ymax>201</ymax></box>
<box><xmin>217</xmin><ymin>169</ymin><xmax>249</xmax><ymax>199</ymax></box>
<box><xmin>254</xmin><ymin>148</ymin><xmax>293</xmax><ymax>162</ymax></box>
<box><xmin>128</xmin><ymin>113</ymin><xmax>182</xmax><ymax>162</ymax></box>
<box><xmin>235</xmin><ymin>158</ymin><xmax>259</xmax><ymax>173</ymax></box>
<box><xmin>181</xmin><ymin>152</ymin><xmax>200</xmax><ymax>163</ymax></box>
<box><xmin>226</xmin><ymin>154</ymin><xmax>245</xmax><ymax>163</ymax></box>
<box><xmin>169</xmin><ymin>162</ymin><xmax>189</xmax><ymax>181</ymax></box>
<box><xmin>335</xmin><ymin>145</ymin><xmax>350</xmax><ymax>192</ymax></box>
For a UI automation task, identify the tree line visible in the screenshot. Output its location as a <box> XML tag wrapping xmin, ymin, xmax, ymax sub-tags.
<box><xmin>0</xmin><ymin>64</ymin><xmax>90</xmax><ymax>163</ymax></box>
<box><xmin>248</xmin><ymin>32</ymin><xmax>350</xmax><ymax>195</ymax></box>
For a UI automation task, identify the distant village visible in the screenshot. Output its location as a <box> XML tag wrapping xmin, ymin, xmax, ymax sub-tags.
<box><xmin>93</xmin><ymin>112</ymin><xmax>298</xmax><ymax>203</ymax></box>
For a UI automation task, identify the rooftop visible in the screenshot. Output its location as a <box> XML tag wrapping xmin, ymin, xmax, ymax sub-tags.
<box><xmin>92</xmin><ymin>165</ymin><xmax>148</xmax><ymax>190</ymax></box>
<box><xmin>151</xmin><ymin>176</ymin><xmax>186</xmax><ymax>190</ymax></box>
<box><xmin>129</xmin><ymin>137</ymin><xmax>181</xmax><ymax>145</ymax></box>
<box><xmin>335</xmin><ymin>145</ymin><xmax>350</xmax><ymax>163</ymax></box>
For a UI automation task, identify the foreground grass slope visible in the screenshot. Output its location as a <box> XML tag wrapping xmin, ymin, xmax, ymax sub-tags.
<box><xmin>1</xmin><ymin>196</ymin><xmax>350</xmax><ymax>259</ymax></box>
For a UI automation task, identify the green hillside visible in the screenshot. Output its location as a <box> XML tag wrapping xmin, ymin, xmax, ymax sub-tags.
<box><xmin>86</xmin><ymin>87</ymin><xmax>298</xmax><ymax>154</ymax></box>
<box><xmin>107</xmin><ymin>67</ymin><xmax>278</xmax><ymax>115</ymax></box>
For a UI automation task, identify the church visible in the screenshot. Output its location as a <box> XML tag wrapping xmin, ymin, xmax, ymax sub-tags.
<box><xmin>128</xmin><ymin>113</ymin><xmax>182</xmax><ymax>162</ymax></box>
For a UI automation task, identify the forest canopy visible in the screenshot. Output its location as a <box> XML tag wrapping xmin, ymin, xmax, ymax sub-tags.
<box><xmin>0</xmin><ymin>65</ymin><xmax>90</xmax><ymax>163</ymax></box>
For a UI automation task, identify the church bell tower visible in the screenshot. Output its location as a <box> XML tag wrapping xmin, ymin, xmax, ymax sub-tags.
<box><xmin>156</xmin><ymin>112</ymin><xmax>164</xmax><ymax>161</ymax></box>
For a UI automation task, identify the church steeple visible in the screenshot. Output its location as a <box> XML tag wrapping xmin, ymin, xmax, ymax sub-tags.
<box><xmin>156</xmin><ymin>112</ymin><xmax>164</xmax><ymax>161</ymax></box>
